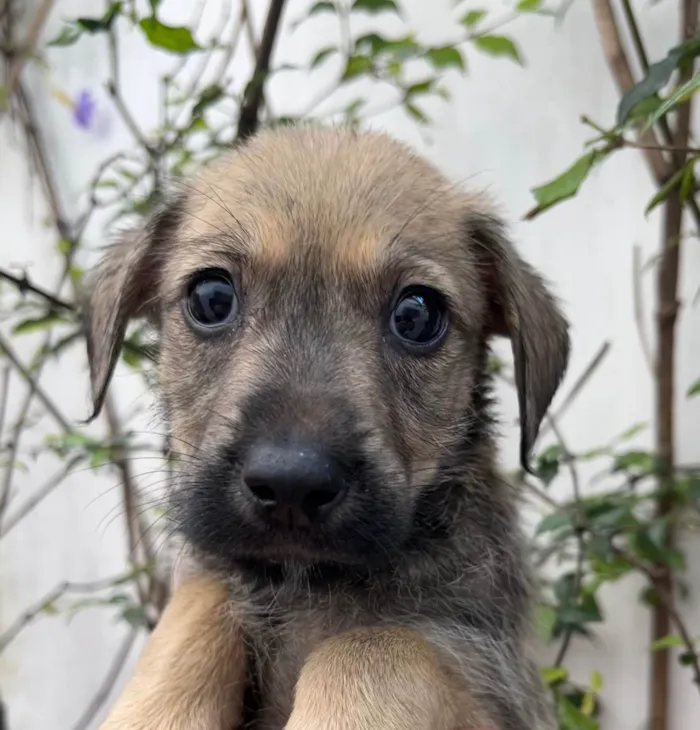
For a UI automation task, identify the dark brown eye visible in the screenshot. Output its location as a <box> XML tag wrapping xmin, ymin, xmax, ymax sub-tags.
<box><xmin>389</xmin><ymin>286</ymin><xmax>447</xmax><ymax>350</ymax></box>
<box><xmin>185</xmin><ymin>270</ymin><xmax>237</xmax><ymax>330</ymax></box>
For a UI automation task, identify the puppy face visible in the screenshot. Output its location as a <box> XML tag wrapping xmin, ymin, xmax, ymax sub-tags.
<box><xmin>84</xmin><ymin>127</ymin><xmax>569</xmax><ymax>571</ymax></box>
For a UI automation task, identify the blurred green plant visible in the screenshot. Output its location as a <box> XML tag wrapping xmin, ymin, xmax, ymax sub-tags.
<box><xmin>0</xmin><ymin>2</ymin><xmax>698</xmax><ymax>730</ymax></box>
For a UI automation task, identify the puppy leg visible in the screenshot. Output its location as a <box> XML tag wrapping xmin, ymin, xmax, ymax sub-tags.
<box><xmin>285</xmin><ymin>627</ymin><xmax>492</xmax><ymax>730</ymax></box>
<box><xmin>100</xmin><ymin>573</ymin><xmax>245</xmax><ymax>730</ymax></box>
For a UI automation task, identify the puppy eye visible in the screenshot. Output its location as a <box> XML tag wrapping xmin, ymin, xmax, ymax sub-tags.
<box><xmin>185</xmin><ymin>269</ymin><xmax>237</xmax><ymax>329</ymax></box>
<box><xmin>389</xmin><ymin>286</ymin><xmax>448</xmax><ymax>350</ymax></box>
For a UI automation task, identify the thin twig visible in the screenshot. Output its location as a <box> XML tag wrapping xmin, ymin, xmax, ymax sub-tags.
<box><xmin>0</xmin><ymin>333</ymin><xmax>71</xmax><ymax>432</ymax></box>
<box><xmin>0</xmin><ymin>573</ymin><xmax>134</xmax><ymax>654</ymax></box>
<box><xmin>70</xmin><ymin>629</ymin><xmax>139</xmax><ymax>730</ymax></box>
<box><xmin>0</xmin><ymin>457</ymin><xmax>81</xmax><ymax>539</ymax></box>
<box><xmin>236</xmin><ymin>0</ymin><xmax>287</xmax><ymax>141</ymax></box>
<box><xmin>106</xmin><ymin>28</ymin><xmax>153</xmax><ymax>154</ymax></box>
<box><xmin>0</xmin><ymin>267</ymin><xmax>75</xmax><ymax>311</ymax></box>
<box><xmin>1</xmin><ymin>0</ymin><xmax>55</xmax><ymax>109</ymax></box>
<box><xmin>538</xmin><ymin>340</ymin><xmax>611</xmax><ymax>440</ymax></box>
<box><xmin>545</xmin><ymin>415</ymin><xmax>586</xmax><ymax>668</ymax></box>
<box><xmin>633</xmin><ymin>244</ymin><xmax>655</xmax><ymax>375</ymax></box>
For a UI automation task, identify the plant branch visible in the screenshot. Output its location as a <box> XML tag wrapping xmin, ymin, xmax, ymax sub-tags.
<box><xmin>70</xmin><ymin>629</ymin><xmax>139</xmax><ymax>730</ymax></box>
<box><xmin>0</xmin><ymin>267</ymin><xmax>75</xmax><ymax>311</ymax></box>
<box><xmin>1</xmin><ymin>0</ymin><xmax>55</xmax><ymax>110</ymax></box>
<box><xmin>0</xmin><ymin>457</ymin><xmax>80</xmax><ymax>539</ymax></box>
<box><xmin>236</xmin><ymin>0</ymin><xmax>287</xmax><ymax>141</ymax></box>
<box><xmin>0</xmin><ymin>573</ymin><xmax>135</xmax><ymax>654</ymax></box>
<box><xmin>0</xmin><ymin>333</ymin><xmax>71</xmax><ymax>432</ymax></box>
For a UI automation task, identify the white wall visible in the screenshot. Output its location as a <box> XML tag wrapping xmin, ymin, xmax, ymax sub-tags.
<box><xmin>1</xmin><ymin>1</ymin><xmax>698</xmax><ymax>728</ymax></box>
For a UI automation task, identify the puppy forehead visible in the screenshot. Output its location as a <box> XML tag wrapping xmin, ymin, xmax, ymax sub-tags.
<box><xmin>177</xmin><ymin>128</ymin><xmax>483</xmax><ymax>274</ymax></box>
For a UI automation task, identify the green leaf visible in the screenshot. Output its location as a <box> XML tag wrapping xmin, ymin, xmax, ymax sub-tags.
<box><xmin>404</xmin><ymin>102</ymin><xmax>430</xmax><ymax>124</ymax></box>
<box><xmin>687</xmin><ymin>377</ymin><xmax>700</xmax><ymax>398</ymax></box>
<box><xmin>557</xmin><ymin>696</ymin><xmax>598</xmax><ymax>730</ymax></box>
<box><xmin>191</xmin><ymin>84</ymin><xmax>224</xmax><ymax>119</ymax></box>
<box><xmin>308</xmin><ymin>1</ymin><xmax>336</xmax><ymax>15</ymax></box>
<box><xmin>461</xmin><ymin>10</ymin><xmax>487</xmax><ymax>28</ymax></box>
<box><xmin>76</xmin><ymin>2</ymin><xmax>122</xmax><ymax>32</ymax></box>
<box><xmin>120</xmin><ymin>604</ymin><xmax>151</xmax><ymax>628</ymax></box>
<box><xmin>651</xmin><ymin>634</ymin><xmax>685</xmax><ymax>651</ymax></box>
<box><xmin>540</xmin><ymin>665</ymin><xmax>568</xmax><ymax>686</ymax></box>
<box><xmin>351</xmin><ymin>0</ymin><xmax>399</xmax><ymax>13</ymax></box>
<box><xmin>535</xmin><ymin>510</ymin><xmax>572</xmax><ymax>535</ymax></box>
<box><xmin>48</xmin><ymin>25</ymin><xmax>82</xmax><ymax>47</ymax></box>
<box><xmin>405</xmin><ymin>79</ymin><xmax>434</xmax><ymax>98</ymax></box>
<box><xmin>517</xmin><ymin>0</ymin><xmax>543</xmax><ymax>10</ymax></box>
<box><xmin>342</xmin><ymin>55</ymin><xmax>374</xmax><ymax>80</ymax></box>
<box><xmin>426</xmin><ymin>46</ymin><xmax>465</xmax><ymax>71</ymax></box>
<box><xmin>526</xmin><ymin>151</ymin><xmax>600</xmax><ymax>219</ymax></box>
<box><xmin>12</xmin><ymin>311</ymin><xmax>68</xmax><ymax>335</ymax></box>
<box><xmin>617</xmin><ymin>29</ymin><xmax>700</xmax><ymax>125</ymax></box>
<box><xmin>473</xmin><ymin>35</ymin><xmax>522</xmax><ymax>65</ymax></box>
<box><xmin>646</xmin><ymin>68</ymin><xmax>700</xmax><ymax>129</ymax></box>
<box><xmin>534</xmin><ymin>605</ymin><xmax>558</xmax><ymax>643</ymax></box>
<box><xmin>680</xmin><ymin>160</ymin><xmax>696</xmax><ymax>203</ymax></box>
<box><xmin>56</xmin><ymin>239</ymin><xmax>74</xmax><ymax>256</ymax></box>
<box><xmin>139</xmin><ymin>19</ymin><xmax>200</xmax><ymax>53</ymax></box>
<box><xmin>535</xmin><ymin>444</ymin><xmax>564</xmax><ymax>485</ymax></box>
<box><xmin>645</xmin><ymin>165</ymin><xmax>686</xmax><ymax>215</ymax></box>
<box><xmin>612</xmin><ymin>450</ymin><xmax>655</xmax><ymax>474</ymax></box>
<box><xmin>311</xmin><ymin>46</ymin><xmax>338</xmax><ymax>68</ymax></box>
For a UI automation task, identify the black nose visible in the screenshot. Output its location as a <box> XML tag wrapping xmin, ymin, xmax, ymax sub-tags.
<box><xmin>242</xmin><ymin>440</ymin><xmax>346</xmax><ymax>526</ymax></box>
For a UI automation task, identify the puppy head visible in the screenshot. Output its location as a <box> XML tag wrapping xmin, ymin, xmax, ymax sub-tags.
<box><xmin>84</xmin><ymin>126</ymin><xmax>569</xmax><ymax>571</ymax></box>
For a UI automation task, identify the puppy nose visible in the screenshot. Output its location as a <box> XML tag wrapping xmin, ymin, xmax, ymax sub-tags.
<box><xmin>242</xmin><ymin>440</ymin><xmax>346</xmax><ymax>526</ymax></box>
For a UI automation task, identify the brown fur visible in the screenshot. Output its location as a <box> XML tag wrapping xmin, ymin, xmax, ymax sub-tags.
<box><xmin>84</xmin><ymin>125</ymin><xmax>569</xmax><ymax>730</ymax></box>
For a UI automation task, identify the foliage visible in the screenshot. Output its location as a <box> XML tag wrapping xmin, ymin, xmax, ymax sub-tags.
<box><xmin>0</xmin><ymin>1</ymin><xmax>698</xmax><ymax>729</ymax></box>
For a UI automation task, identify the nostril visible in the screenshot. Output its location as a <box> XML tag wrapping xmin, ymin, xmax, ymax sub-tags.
<box><xmin>246</xmin><ymin>479</ymin><xmax>277</xmax><ymax>505</ymax></box>
<box><xmin>302</xmin><ymin>488</ymin><xmax>342</xmax><ymax>516</ymax></box>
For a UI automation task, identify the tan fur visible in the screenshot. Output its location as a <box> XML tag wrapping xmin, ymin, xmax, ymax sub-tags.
<box><xmin>100</xmin><ymin>575</ymin><xmax>245</xmax><ymax>730</ymax></box>
<box><xmin>86</xmin><ymin>125</ymin><xmax>568</xmax><ymax>730</ymax></box>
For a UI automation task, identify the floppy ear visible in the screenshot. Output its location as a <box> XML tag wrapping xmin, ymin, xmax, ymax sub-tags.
<box><xmin>81</xmin><ymin>197</ymin><xmax>185</xmax><ymax>421</ymax></box>
<box><xmin>468</xmin><ymin>213</ymin><xmax>570</xmax><ymax>471</ymax></box>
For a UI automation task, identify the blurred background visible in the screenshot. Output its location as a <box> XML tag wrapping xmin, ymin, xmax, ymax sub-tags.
<box><xmin>0</xmin><ymin>1</ymin><xmax>699</xmax><ymax>728</ymax></box>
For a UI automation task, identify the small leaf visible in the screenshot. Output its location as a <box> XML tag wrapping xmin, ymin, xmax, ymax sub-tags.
<box><xmin>646</xmin><ymin>68</ymin><xmax>700</xmax><ymax>129</ymax></box>
<box><xmin>526</xmin><ymin>151</ymin><xmax>600</xmax><ymax>219</ymax></box>
<box><xmin>405</xmin><ymin>79</ymin><xmax>434</xmax><ymax>98</ymax></box>
<box><xmin>12</xmin><ymin>311</ymin><xmax>68</xmax><ymax>335</ymax></box>
<box><xmin>680</xmin><ymin>160</ymin><xmax>696</xmax><ymax>203</ymax></box>
<box><xmin>426</xmin><ymin>46</ymin><xmax>465</xmax><ymax>71</ymax></box>
<box><xmin>191</xmin><ymin>84</ymin><xmax>224</xmax><ymax>118</ymax></box>
<box><xmin>474</xmin><ymin>35</ymin><xmax>522</xmax><ymax>65</ymax></box>
<box><xmin>540</xmin><ymin>666</ymin><xmax>568</xmax><ymax>686</ymax></box>
<box><xmin>342</xmin><ymin>55</ymin><xmax>374</xmax><ymax>80</ymax></box>
<box><xmin>536</xmin><ymin>510</ymin><xmax>572</xmax><ymax>535</ymax></box>
<box><xmin>534</xmin><ymin>605</ymin><xmax>558</xmax><ymax>643</ymax></box>
<box><xmin>645</xmin><ymin>165</ymin><xmax>686</xmax><ymax>215</ymax></box>
<box><xmin>651</xmin><ymin>634</ymin><xmax>685</xmax><ymax>651</ymax></box>
<box><xmin>617</xmin><ymin>29</ymin><xmax>700</xmax><ymax>125</ymax></box>
<box><xmin>120</xmin><ymin>604</ymin><xmax>151</xmax><ymax>628</ymax></box>
<box><xmin>404</xmin><ymin>102</ymin><xmax>430</xmax><ymax>124</ymax></box>
<box><xmin>612</xmin><ymin>450</ymin><xmax>655</xmax><ymax>474</ymax></box>
<box><xmin>351</xmin><ymin>0</ymin><xmax>399</xmax><ymax>13</ymax></box>
<box><xmin>308</xmin><ymin>1</ymin><xmax>336</xmax><ymax>15</ymax></box>
<box><xmin>311</xmin><ymin>46</ymin><xmax>338</xmax><ymax>68</ymax></box>
<box><xmin>461</xmin><ymin>9</ymin><xmax>487</xmax><ymax>28</ymax></box>
<box><xmin>687</xmin><ymin>377</ymin><xmax>700</xmax><ymax>398</ymax></box>
<box><xmin>76</xmin><ymin>2</ymin><xmax>122</xmax><ymax>32</ymax></box>
<box><xmin>517</xmin><ymin>0</ymin><xmax>543</xmax><ymax>10</ymax></box>
<box><xmin>139</xmin><ymin>18</ymin><xmax>200</xmax><ymax>53</ymax></box>
<box><xmin>48</xmin><ymin>25</ymin><xmax>82</xmax><ymax>47</ymax></box>
<box><xmin>557</xmin><ymin>696</ymin><xmax>598</xmax><ymax>730</ymax></box>
<box><xmin>56</xmin><ymin>239</ymin><xmax>74</xmax><ymax>256</ymax></box>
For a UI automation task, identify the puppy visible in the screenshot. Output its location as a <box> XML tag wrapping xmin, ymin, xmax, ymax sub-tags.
<box><xmin>84</xmin><ymin>125</ymin><xmax>569</xmax><ymax>730</ymax></box>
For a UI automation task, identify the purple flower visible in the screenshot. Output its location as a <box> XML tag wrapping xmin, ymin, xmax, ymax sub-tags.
<box><xmin>72</xmin><ymin>90</ymin><xmax>96</xmax><ymax>129</ymax></box>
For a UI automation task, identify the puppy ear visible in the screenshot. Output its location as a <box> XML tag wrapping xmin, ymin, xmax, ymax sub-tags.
<box><xmin>468</xmin><ymin>213</ymin><xmax>570</xmax><ymax>470</ymax></box>
<box><xmin>81</xmin><ymin>197</ymin><xmax>185</xmax><ymax>420</ymax></box>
